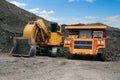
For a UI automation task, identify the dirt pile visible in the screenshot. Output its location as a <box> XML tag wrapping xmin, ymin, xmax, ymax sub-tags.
<box><xmin>87</xmin><ymin>23</ymin><xmax>120</xmax><ymax>61</ymax></box>
<box><xmin>104</xmin><ymin>27</ymin><xmax>120</xmax><ymax>61</ymax></box>
<box><xmin>0</xmin><ymin>0</ymin><xmax>51</xmax><ymax>52</ymax></box>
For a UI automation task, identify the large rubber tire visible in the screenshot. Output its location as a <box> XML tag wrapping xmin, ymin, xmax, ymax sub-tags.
<box><xmin>96</xmin><ymin>48</ymin><xmax>106</xmax><ymax>61</ymax></box>
<box><xmin>64</xmin><ymin>48</ymin><xmax>73</xmax><ymax>59</ymax></box>
<box><xmin>66</xmin><ymin>52</ymin><xmax>74</xmax><ymax>59</ymax></box>
<box><xmin>96</xmin><ymin>53</ymin><xmax>105</xmax><ymax>61</ymax></box>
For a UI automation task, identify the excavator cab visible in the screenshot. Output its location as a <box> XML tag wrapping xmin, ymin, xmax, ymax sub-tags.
<box><xmin>51</xmin><ymin>23</ymin><xmax>60</xmax><ymax>32</ymax></box>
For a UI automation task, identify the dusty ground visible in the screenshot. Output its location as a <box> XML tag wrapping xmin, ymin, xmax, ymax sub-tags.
<box><xmin>0</xmin><ymin>54</ymin><xmax>120</xmax><ymax>80</ymax></box>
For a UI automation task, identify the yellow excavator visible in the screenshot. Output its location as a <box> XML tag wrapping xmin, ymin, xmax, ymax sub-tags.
<box><xmin>10</xmin><ymin>19</ymin><xmax>63</xmax><ymax>57</ymax></box>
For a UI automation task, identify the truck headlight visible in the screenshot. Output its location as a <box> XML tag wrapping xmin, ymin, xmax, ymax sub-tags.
<box><xmin>65</xmin><ymin>38</ymin><xmax>71</xmax><ymax>44</ymax></box>
<box><xmin>98</xmin><ymin>39</ymin><xmax>104</xmax><ymax>44</ymax></box>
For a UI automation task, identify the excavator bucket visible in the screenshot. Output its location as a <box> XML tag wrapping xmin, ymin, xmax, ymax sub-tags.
<box><xmin>10</xmin><ymin>37</ymin><xmax>36</xmax><ymax>57</ymax></box>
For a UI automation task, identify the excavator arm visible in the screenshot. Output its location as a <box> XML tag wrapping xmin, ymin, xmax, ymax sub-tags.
<box><xmin>10</xmin><ymin>19</ymin><xmax>50</xmax><ymax>57</ymax></box>
<box><xmin>23</xmin><ymin>19</ymin><xmax>50</xmax><ymax>45</ymax></box>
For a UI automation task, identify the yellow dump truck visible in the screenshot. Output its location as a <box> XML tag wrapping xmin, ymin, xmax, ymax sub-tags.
<box><xmin>64</xmin><ymin>25</ymin><xmax>107</xmax><ymax>60</ymax></box>
<box><xmin>11</xmin><ymin>19</ymin><xmax>63</xmax><ymax>57</ymax></box>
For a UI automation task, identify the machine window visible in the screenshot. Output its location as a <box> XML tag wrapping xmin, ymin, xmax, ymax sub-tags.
<box><xmin>51</xmin><ymin>23</ymin><xmax>59</xmax><ymax>32</ymax></box>
<box><xmin>93</xmin><ymin>31</ymin><xmax>102</xmax><ymax>38</ymax></box>
<box><xmin>79</xmin><ymin>30</ymin><xmax>92</xmax><ymax>38</ymax></box>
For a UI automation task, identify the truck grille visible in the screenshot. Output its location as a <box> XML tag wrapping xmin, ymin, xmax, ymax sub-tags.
<box><xmin>74</xmin><ymin>41</ymin><xmax>92</xmax><ymax>49</ymax></box>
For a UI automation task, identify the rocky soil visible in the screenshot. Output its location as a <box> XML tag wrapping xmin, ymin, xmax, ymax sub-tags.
<box><xmin>105</xmin><ymin>27</ymin><xmax>120</xmax><ymax>61</ymax></box>
<box><xmin>0</xmin><ymin>54</ymin><xmax>120</xmax><ymax>80</ymax></box>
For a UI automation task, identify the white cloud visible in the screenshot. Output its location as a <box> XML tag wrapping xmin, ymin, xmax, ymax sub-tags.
<box><xmin>68</xmin><ymin>0</ymin><xmax>75</xmax><ymax>2</ymax></box>
<box><xmin>29</xmin><ymin>8</ymin><xmax>63</xmax><ymax>21</ymax></box>
<box><xmin>40</xmin><ymin>10</ymin><xmax>54</xmax><ymax>15</ymax></box>
<box><xmin>72</xmin><ymin>18</ymin><xmax>83</xmax><ymax>23</ymax></box>
<box><xmin>64</xmin><ymin>18</ymin><xmax>85</xmax><ymax>25</ymax></box>
<box><xmin>102</xmin><ymin>16</ymin><xmax>120</xmax><ymax>28</ymax></box>
<box><xmin>10</xmin><ymin>1</ymin><xmax>27</xmax><ymax>7</ymax></box>
<box><xmin>85</xmin><ymin>16</ymin><xmax>98</xmax><ymax>19</ymax></box>
<box><xmin>29</xmin><ymin>8</ymin><xmax>54</xmax><ymax>15</ymax></box>
<box><xmin>103</xmin><ymin>16</ymin><xmax>120</xmax><ymax>23</ymax></box>
<box><xmin>84</xmin><ymin>0</ymin><xmax>96</xmax><ymax>3</ymax></box>
<box><xmin>29</xmin><ymin>8</ymin><xmax>40</xmax><ymax>14</ymax></box>
<box><xmin>45</xmin><ymin>16</ymin><xmax>64</xmax><ymax>21</ymax></box>
<box><xmin>39</xmin><ymin>14</ymin><xmax>64</xmax><ymax>21</ymax></box>
<box><xmin>68</xmin><ymin>0</ymin><xmax>95</xmax><ymax>3</ymax></box>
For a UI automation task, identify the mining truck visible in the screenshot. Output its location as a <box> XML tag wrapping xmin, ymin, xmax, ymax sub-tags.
<box><xmin>10</xmin><ymin>19</ymin><xmax>63</xmax><ymax>57</ymax></box>
<box><xmin>64</xmin><ymin>25</ymin><xmax>107</xmax><ymax>60</ymax></box>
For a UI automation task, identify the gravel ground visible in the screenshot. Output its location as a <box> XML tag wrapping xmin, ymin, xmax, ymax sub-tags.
<box><xmin>0</xmin><ymin>54</ymin><xmax>120</xmax><ymax>80</ymax></box>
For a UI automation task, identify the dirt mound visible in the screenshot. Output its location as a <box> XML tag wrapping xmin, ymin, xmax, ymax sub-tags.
<box><xmin>87</xmin><ymin>23</ymin><xmax>120</xmax><ymax>61</ymax></box>
<box><xmin>104</xmin><ymin>27</ymin><xmax>120</xmax><ymax>61</ymax></box>
<box><xmin>0</xmin><ymin>0</ymin><xmax>51</xmax><ymax>52</ymax></box>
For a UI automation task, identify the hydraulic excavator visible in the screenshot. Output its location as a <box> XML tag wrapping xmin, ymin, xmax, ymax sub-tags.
<box><xmin>10</xmin><ymin>19</ymin><xmax>63</xmax><ymax>57</ymax></box>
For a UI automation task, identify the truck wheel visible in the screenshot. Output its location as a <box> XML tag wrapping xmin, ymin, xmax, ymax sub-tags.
<box><xmin>66</xmin><ymin>52</ymin><xmax>74</xmax><ymax>59</ymax></box>
<box><xmin>64</xmin><ymin>48</ymin><xmax>73</xmax><ymax>59</ymax></box>
<box><xmin>96</xmin><ymin>53</ymin><xmax>105</xmax><ymax>61</ymax></box>
<box><xmin>96</xmin><ymin>48</ymin><xmax>106</xmax><ymax>61</ymax></box>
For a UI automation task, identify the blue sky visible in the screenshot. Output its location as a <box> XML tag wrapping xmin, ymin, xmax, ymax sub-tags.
<box><xmin>7</xmin><ymin>0</ymin><xmax>120</xmax><ymax>28</ymax></box>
